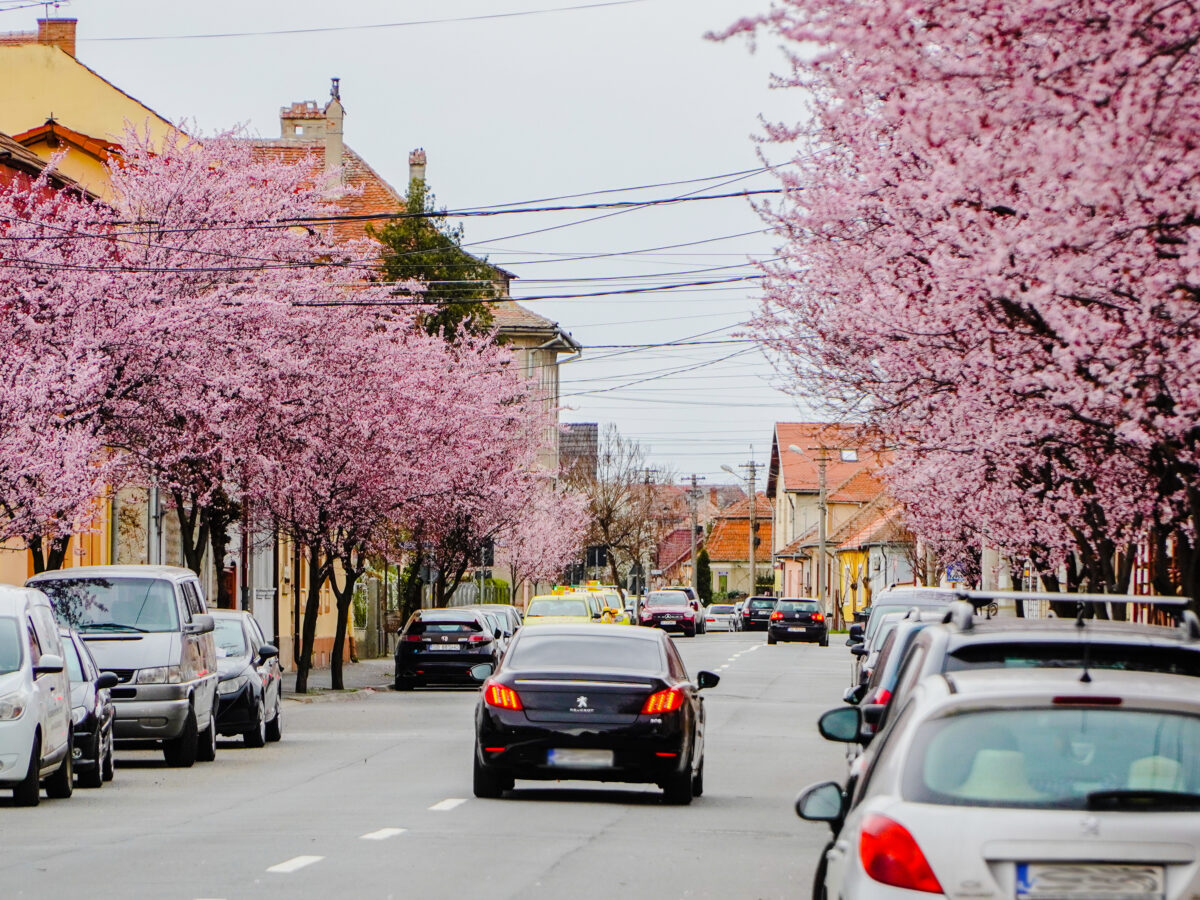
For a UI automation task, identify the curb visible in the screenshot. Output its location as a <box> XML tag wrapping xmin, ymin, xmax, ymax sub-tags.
<box><xmin>283</xmin><ymin>685</ymin><xmax>391</xmax><ymax>704</ymax></box>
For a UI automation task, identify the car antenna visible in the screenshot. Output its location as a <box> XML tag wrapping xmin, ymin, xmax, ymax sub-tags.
<box><xmin>1076</xmin><ymin>599</ymin><xmax>1092</xmax><ymax>683</ymax></box>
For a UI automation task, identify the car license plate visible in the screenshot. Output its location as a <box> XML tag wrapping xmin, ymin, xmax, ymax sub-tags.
<box><xmin>547</xmin><ymin>748</ymin><xmax>613</xmax><ymax>768</ymax></box>
<box><xmin>428</xmin><ymin>644</ymin><xmax>459</xmax><ymax>651</ymax></box>
<box><xmin>1016</xmin><ymin>863</ymin><xmax>1164</xmax><ymax>899</ymax></box>
<box><xmin>788</xmin><ymin>626</ymin><xmax>806</xmax><ymax>632</ymax></box>
<box><xmin>660</xmin><ymin>616</ymin><xmax>676</xmax><ymax>622</ymax></box>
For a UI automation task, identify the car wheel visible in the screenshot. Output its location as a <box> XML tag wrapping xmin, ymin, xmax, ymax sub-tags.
<box><xmin>197</xmin><ymin>713</ymin><xmax>217</xmax><ymax>762</ymax></box>
<box><xmin>265</xmin><ymin>697</ymin><xmax>283</xmax><ymax>743</ymax></box>
<box><xmin>472</xmin><ymin>749</ymin><xmax>505</xmax><ymax>799</ymax></box>
<box><xmin>244</xmin><ymin>699</ymin><xmax>267</xmax><ymax>748</ymax></box>
<box><xmin>163</xmin><ymin>708</ymin><xmax>198</xmax><ymax>768</ymax></box>
<box><xmin>77</xmin><ymin>732</ymin><xmax>103</xmax><ymax>789</ymax></box>
<box><xmin>101</xmin><ymin>732</ymin><xmax>114</xmax><ymax>782</ymax></box>
<box><xmin>820</xmin><ymin>635</ymin><xmax>829</xmax><ymax>647</ymax></box>
<box><xmin>767</xmin><ymin>632</ymin><xmax>777</xmax><ymax>645</ymax></box>
<box><xmin>44</xmin><ymin>739</ymin><xmax>73</xmax><ymax>799</ymax></box>
<box><xmin>663</xmin><ymin>768</ymin><xmax>693</xmax><ymax>805</ymax></box>
<box><xmin>12</xmin><ymin>734</ymin><xmax>41</xmax><ymax>806</ymax></box>
<box><xmin>691</xmin><ymin>758</ymin><xmax>704</xmax><ymax>797</ymax></box>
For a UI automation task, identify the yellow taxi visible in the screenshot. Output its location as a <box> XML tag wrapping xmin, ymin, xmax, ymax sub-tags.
<box><xmin>523</xmin><ymin>594</ymin><xmax>593</xmax><ymax>625</ymax></box>
<box><xmin>581</xmin><ymin>581</ymin><xmax>631</xmax><ymax>624</ymax></box>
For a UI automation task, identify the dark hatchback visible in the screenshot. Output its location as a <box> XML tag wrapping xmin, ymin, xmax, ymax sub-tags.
<box><xmin>767</xmin><ymin>598</ymin><xmax>828</xmax><ymax>646</ymax></box>
<box><xmin>212</xmin><ymin>611</ymin><xmax>283</xmax><ymax>747</ymax></box>
<box><xmin>395</xmin><ymin>608</ymin><xmax>503</xmax><ymax>690</ymax></box>
<box><xmin>60</xmin><ymin>629</ymin><xmax>117</xmax><ymax>788</ymax></box>
<box><xmin>740</xmin><ymin>596</ymin><xmax>778</xmax><ymax>631</ymax></box>
<box><xmin>473</xmin><ymin>624</ymin><xmax>719</xmax><ymax>804</ymax></box>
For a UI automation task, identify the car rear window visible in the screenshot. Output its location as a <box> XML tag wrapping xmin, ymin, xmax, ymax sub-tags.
<box><xmin>904</xmin><ymin>708</ymin><xmax>1200</xmax><ymax>809</ymax></box>
<box><xmin>709</xmin><ymin>605</ymin><xmax>735</xmax><ymax>614</ymax></box>
<box><xmin>526</xmin><ymin>599</ymin><xmax>589</xmax><ymax>617</ymax></box>
<box><xmin>945</xmin><ymin>642</ymin><xmax>1200</xmax><ymax>677</ymax></box>
<box><xmin>777</xmin><ymin>601</ymin><xmax>820</xmax><ymax>612</ymax></box>
<box><xmin>408</xmin><ymin>619</ymin><xmax>482</xmax><ymax>634</ymax></box>
<box><xmin>508</xmin><ymin>634</ymin><xmax>663</xmax><ymax>671</ymax></box>
<box><xmin>748</xmin><ymin>598</ymin><xmax>777</xmax><ymax>610</ymax></box>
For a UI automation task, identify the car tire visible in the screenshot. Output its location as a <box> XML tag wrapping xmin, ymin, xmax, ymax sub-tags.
<box><xmin>691</xmin><ymin>758</ymin><xmax>704</xmax><ymax>797</ymax></box>
<box><xmin>101</xmin><ymin>732</ymin><xmax>114</xmax><ymax>782</ymax></box>
<box><xmin>78</xmin><ymin>732</ymin><xmax>103</xmax><ymax>789</ymax></box>
<box><xmin>44</xmin><ymin>740</ymin><xmax>72</xmax><ymax>799</ymax></box>
<box><xmin>197</xmin><ymin>714</ymin><xmax>217</xmax><ymax>762</ymax></box>
<box><xmin>163</xmin><ymin>708</ymin><xmax>198</xmax><ymax>768</ymax></box>
<box><xmin>820</xmin><ymin>635</ymin><xmax>829</xmax><ymax>647</ymax></box>
<box><xmin>12</xmin><ymin>734</ymin><xmax>41</xmax><ymax>807</ymax></box>
<box><xmin>663</xmin><ymin>768</ymin><xmax>693</xmax><ymax>805</ymax></box>
<box><xmin>265</xmin><ymin>697</ymin><xmax>283</xmax><ymax>743</ymax></box>
<box><xmin>472</xmin><ymin>749</ymin><xmax>505</xmax><ymax>799</ymax></box>
<box><xmin>767</xmin><ymin>632</ymin><xmax>777</xmax><ymax>645</ymax></box>
<box><xmin>244</xmin><ymin>699</ymin><xmax>267</xmax><ymax>748</ymax></box>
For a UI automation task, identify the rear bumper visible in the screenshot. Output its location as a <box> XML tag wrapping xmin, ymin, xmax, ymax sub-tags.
<box><xmin>768</xmin><ymin>623</ymin><xmax>827</xmax><ymax>641</ymax></box>
<box><xmin>741</xmin><ymin>619</ymin><xmax>770</xmax><ymax>631</ymax></box>
<box><xmin>395</xmin><ymin>650</ymin><xmax>497</xmax><ymax>685</ymax></box>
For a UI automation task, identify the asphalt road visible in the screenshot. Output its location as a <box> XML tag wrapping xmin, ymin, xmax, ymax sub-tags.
<box><xmin>1</xmin><ymin>631</ymin><xmax>850</xmax><ymax>900</ymax></box>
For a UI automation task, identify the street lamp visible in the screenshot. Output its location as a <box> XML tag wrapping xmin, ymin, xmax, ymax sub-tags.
<box><xmin>788</xmin><ymin>444</ymin><xmax>831</xmax><ymax>623</ymax></box>
<box><xmin>721</xmin><ymin>462</ymin><xmax>759</xmax><ymax>598</ymax></box>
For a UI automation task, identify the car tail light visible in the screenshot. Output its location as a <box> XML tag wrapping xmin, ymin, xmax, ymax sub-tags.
<box><xmin>403</xmin><ymin>634</ymin><xmax>423</xmax><ymax>642</ymax></box>
<box><xmin>483</xmin><ymin>682</ymin><xmax>523</xmax><ymax>711</ymax></box>
<box><xmin>812</xmin><ymin>612</ymin><xmax>824</xmax><ymax>622</ymax></box>
<box><xmin>770</xmin><ymin>611</ymin><xmax>784</xmax><ymax>620</ymax></box>
<box><xmin>641</xmin><ymin>688</ymin><xmax>685</xmax><ymax>714</ymax></box>
<box><xmin>1052</xmin><ymin>696</ymin><xmax>1122</xmax><ymax>706</ymax></box>
<box><xmin>468</xmin><ymin>634</ymin><xmax>491</xmax><ymax>643</ymax></box>
<box><xmin>859</xmin><ymin>814</ymin><xmax>942</xmax><ymax>893</ymax></box>
<box><xmin>875</xmin><ymin>688</ymin><xmax>892</xmax><ymax>705</ymax></box>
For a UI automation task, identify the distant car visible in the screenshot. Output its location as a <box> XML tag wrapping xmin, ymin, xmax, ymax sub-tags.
<box><xmin>523</xmin><ymin>595</ymin><xmax>593</xmax><ymax>626</ymax></box>
<box><xmin>664</xmin><ymin>586</ymin><xmax>706</xmax><ymax>634</ymax></box>
<box><xmin>394</xmin><ymin>608</ymin><xmax>504</xmax><ymax>689</ymax></box>
<box><xmin>731</xmin><ymin>600</ymin><xmax>746</xmax><ymax>631</ymax></box>
<box><xmin>59</xmin><ymin>629</ymin><xmax>117</xmax><ymax>788</ymax></box>
<box><xmin>767</xmin><ymin>598</ymin><xmax>828</xmax><ymax>646</ymax></box>
<box><xmin>704</xmin><ymin>604</ymin><xmax>737</xmax><ymax>632</ymax></box>
<box><xmin>211</xmin><ymin>610</ymin><xmax>283</xmax><ymax>747</ymax></box>
<box><xmin>639</xmin><ymin>590</ymin><xmax>698</xmax><ymax>637</ymax></box>
<box><xmin>472</xmin><ymin>624</ymin><xmax>719</xmax><ymax>803</ymax></box>
<box><xmin>465</xmin><ymin>604</ymin><xmax>522</xmax><ymax>635</ymax></box>
<box><xmin>852</xmin><ymin>586</ymin><xmax>959</xmax><ymax>647</ymax></box>
<box><xmin>739</xmin><ymin>596</ymin><xmax>777</xmax><ymax>632</ymax></box>
<box><xmin>799</xmin><ymin>667</ymin><xmax>1200</xmax><ymax>899</ymax></box>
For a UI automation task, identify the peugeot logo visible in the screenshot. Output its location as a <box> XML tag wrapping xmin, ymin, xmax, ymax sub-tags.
<box><xmin>576</xmin><ymin>696</ymin><xmax>588</xmax><ymax>708</ymax></box>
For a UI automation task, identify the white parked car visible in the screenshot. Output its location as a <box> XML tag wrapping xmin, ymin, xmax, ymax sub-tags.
<box><xmin>704</xmin><ymin>604</ymin><xmax>737</xmax><ymax>631</ymax></box>
<box><xmin>0</xmin><ymin>586</ymin><xmax>74</xmax><ymax>805</ymax></box>
<box><xmin>798</xmin><ymin>667</ymin><xmax>1200</xmax><ymax>899</ymax></box>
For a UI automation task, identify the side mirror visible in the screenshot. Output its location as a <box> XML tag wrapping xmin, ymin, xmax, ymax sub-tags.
<box><xmin>842</xmin><ymin>684</ymin><xmax>866</xmax><ymax>705</ymax></box>
<box><xmin>258</xmin><ymin>643</ymin><xmax>280</xmax><ymax>663</ymax></box>
<box><xmin>33</xmin><ymin>653</ymin><xmax>64</xmax><ymax>676</ymax></box>
<box><xmin>696</xmin><ymin>670</ymin><xmax>720</xmax><ymax>690</ymax></box>
<box><xmin>795</xmin><ymin>781</ymin><xmax>846</xmax><ymax>823</ymax></box>
<box><xmin>817</xmin><ymin>706</ymin><xmax>863</xmax><ymax>743</ymax></box>
<box><xmin>850</xmin><ymin>644</ymin><xmax>868</xmax><ymax>658</ymax></box>
<box><xmin>185</xmin><ymin>614</ymin><xmax>215</xmax><ymax>635</ymax></box>
<box><xmin>95</xmin><ymin>671</ymin><xmax>119</xmax><ymax>690</ymax></box>
<box><xmin>848</xmin><ymin>623</ymin><xmax>864</xmax><ymax>643</ymax></box>
<box><xmin>469</xmin><ymin>663</ymin><xmax>494</xmax><ymax>681</ymax></box>
<box><xmin>494</xmin><ymin>629</ymin><xmax>502</xmax><ymax>640</ymax></box>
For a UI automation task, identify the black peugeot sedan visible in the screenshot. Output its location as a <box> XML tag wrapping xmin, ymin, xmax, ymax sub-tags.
<box><xmin>766</xmin><ymin>598</ymin><xmax>829</xmax><ymax>645</ymax></box>
<box><xmin>472</xmin><ymin>624</ymin><xmax>719</xmax><ymax>804</ymax></box>
<box><xmin>60</xmin><ymin>628</ymin><xmax>118</xmax><ymax>788</ymax></box>
<box><xmin>212</xmin><ymin>610</ymin><xmax>283</xmax><ymax>747</ymax></box>
<box><xmin>395</xmin><ymin>608</ymin><xmax>503</xmax><ymax>690</ymax></box>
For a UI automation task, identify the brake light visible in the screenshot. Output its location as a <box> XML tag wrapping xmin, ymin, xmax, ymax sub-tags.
<box><xmin>641</xmin><ymin>688</ymin><xmax>685</xmax><ymax>714</ymax></box>
<box><xmin>483</xmin><ymin>682</ymin><xmax>523</xmax><ymax>710</ymax></box>
<box><xmin>1052</xmin><ymin>696</ymin><xmax>1122</xmax><ymax>706</ymax></box>
<box><xmin>770</xmin><ymin>611</ymin><xmax>784</xmax><ymax>620</ymax></box>
<box><xmin>812</xmin><ymin>612</ymin><xmax>824</xmax><ymax>622</ymax></box>
<box><xmin>403</xmin><ymin>634</ymin><xmax>423</xmax><ymax>642</ymax></box>
<box><xmin>468</xmin><ymin>634</ymin><xmax>491</xmax><ymax>643</ymax></box>
<box><xmin>875</xmin><ymin>688</ymin><xmax>892</xmax><ymax>705</ymax></box>
<box><xmin>859</xmin><ymin>814</ymin><xmax>942</xmax><ymax>893</ymax></box>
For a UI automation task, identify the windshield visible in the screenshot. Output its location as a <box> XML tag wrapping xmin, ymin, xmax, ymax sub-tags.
<box><xmin>526</xmin><ymin>598</ymin><xmax>588</xmax><ymax>618</ymax></box>
<box><xmin>904</xmin><ymin>707</ymin><xmax>1200</xmax><ymax>809</ymax></box>
<box><xmin>748</xmin><ymin>598</ymin><xmax>777</xmax><ymax>610</ymax></box>
<box><xmin>645</xmin><ymin>592</ymin><xmax>688</xmax><ymax>608</ymax></box>
<box><xmin>509</xmin><ymin>634</ymin><xmax>663</xmax><ymax>671</ymax></box>
<box><xmin>62</xmin><ymin>637</ymin><xmax>84</xmax><ymax>682</ymax></box>
<box><xmin>0</xmin><ymin>618</ymin><xmax>22</xmax><ymax>675</ymax></box>
<box><xmin>38</xmin><ymin>578</ymin><xmax>180</xmax><ymax>634</ymax></box>
<box><xmin>213</xmin><ymin>618</ymin><xmax>248</xmax><ymax>657</ymax></box>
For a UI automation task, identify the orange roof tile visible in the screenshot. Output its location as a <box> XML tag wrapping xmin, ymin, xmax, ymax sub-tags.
<box><xmin>767</xmin><ymin>423</ymin><xmax>892</xmax><ymax>496</ymax></box>
<box><xmin>828</xmin><ymin>469</ymin><xmax>886</xmax><ymax>504</ymax></box>
<box><xmin>838</xmin><ymin>504</ymin><xmax>911</xmax><ymax>551</ymax></box>
<box><xmin>705</xmin><ymin>516</ymin><xmax>772</xmax><ymax>563</ymax></box>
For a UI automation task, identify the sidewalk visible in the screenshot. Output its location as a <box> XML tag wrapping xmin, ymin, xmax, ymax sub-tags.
<box><xmin>282</xmin><ymin>656</ymin><xmax>393</xmax><ymax>699</ymax></box>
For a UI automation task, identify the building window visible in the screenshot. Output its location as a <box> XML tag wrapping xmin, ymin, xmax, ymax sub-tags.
<box><xmin>840</xmin><ymin>449</ymin><xmax>858</xmax><ymax>462</ymax></box>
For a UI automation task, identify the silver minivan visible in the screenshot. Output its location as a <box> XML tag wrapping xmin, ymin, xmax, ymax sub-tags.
<box><xmin>28</xmin><ymin>565</ymin><xmax>219</xmax><ymax>768</ymax></box>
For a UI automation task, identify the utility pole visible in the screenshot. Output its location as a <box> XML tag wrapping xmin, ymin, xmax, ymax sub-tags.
<box><xmin>816</xmin><ymin>449</ymin><xmax>829</xmax><ymax>623</ymax></box>
<box><xmin>683</xmin><ymin>474</ymin><xmax>705</xmax><ymax>595</ymax></box>
<box><xmin>639</xmin><ymin>467</ymin><xmax>658</xmax><ymax>596</ymax></box>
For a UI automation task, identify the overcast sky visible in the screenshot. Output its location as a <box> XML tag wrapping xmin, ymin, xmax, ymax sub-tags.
<box><xmin>7</xmin><ymin>0</ymin><xmax>811</xmax><ymax>485</ymax></box>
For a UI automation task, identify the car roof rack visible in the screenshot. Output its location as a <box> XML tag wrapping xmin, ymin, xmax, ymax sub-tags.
<box><xmin>941</xmin><ymin>592</ymin><xmax>1197</xmax><ymax>637</ymax></box>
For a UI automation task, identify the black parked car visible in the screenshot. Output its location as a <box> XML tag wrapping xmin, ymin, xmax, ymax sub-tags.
<box><xmin>472</xmin><ymin>624</ymin><xmax>719</xmax><ymax>804</ymax></box>
<box><xmin>211</xmin><ymin>611</ymin><xmax>282</xmax><ymax>747</ymax></box>
<box><xmin>739</xmin><ymin>596</ymin><xmax>777</xmax><ymax>631</ymax></box>
<box><xmin>766</xmin><ymin>598</ymin><xmax>829</xmax><ymax>646</ymax></box>
<box><xmin>60</xmin><ymin>629</ymin><xmax>117</xmax><ymax>788</ymax></box>
<box><xmin>395</xmin><ymin>608</ymin><xmax>503</xmax><ymax>690</ymax></box>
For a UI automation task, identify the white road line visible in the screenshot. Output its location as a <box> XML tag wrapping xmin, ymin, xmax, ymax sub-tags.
<box><xmin>360</xmin><ymin>827</ymin><xmax>407</xmax><ymax>841</ymax></box>
<box><xmin>429</xmin><ymin>798</ymin><xmax>467</xmax><ymax>811</ymax></box>
<box><xmin>718</xmin><ymin>665</ymin><xmax>728</xmax><ymax>670</ymax></box>
<box><xmin>266</xmin><ymin>856</ymin><xmax>323</xmax><ymax>874</ymax></box>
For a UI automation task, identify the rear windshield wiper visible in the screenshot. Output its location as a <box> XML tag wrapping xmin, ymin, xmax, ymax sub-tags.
<box><xmin>80</xmin><ymin>623</ymin><xmax>149</xmax><ymax>634</ymax></box>
<box><xmin>1086</xmin><ymin>790</ymin><xmax>1200</xmax><ymax>811</ymax></box>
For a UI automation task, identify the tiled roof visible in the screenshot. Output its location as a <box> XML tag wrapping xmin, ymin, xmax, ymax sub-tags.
<box><xmin>828</xmin><ymin>469</ymin><xmax>886</xmax><ymax>504</ymax></box>
<box><xmin>12</xmin><ymin>120</ymin><xmax>122</xmax><ymax>162</ymax></box>
<box><xmin>491</xmin><ymin>300</ymin><xmax>558</xmax><ymax>330</ymax></box>
<box><xmin>838</xmin><ymin>503</ymin><xmax>910</xmax><ymax>551</ymax></box>
<box><xmin>656</xmin><ymin>527</ymin><xmax>695</xmax><ymax>571</ymax></box>
<box><xmin>716</xmin><ymin>492</ymin><xmax>774</xmax><ymax>519</ymax></box>
<box><xmin>706</xmin><ymin>515</ymin><xmax>772</xmax><ymax>563</ymax></box>
<box><xmin>767</xmin><ymin>422</ymin><xmax>892</xmax><ymax>496</ymax></box>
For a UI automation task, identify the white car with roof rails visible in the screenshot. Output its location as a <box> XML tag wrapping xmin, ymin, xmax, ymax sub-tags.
<box><xmin>0</xmin><ymin>585</ymin><xmax>74</xmax><ymax>805</ymax></box>
<box><xmin>798</xmin><ymin>666</ymin><xmax>1200</xmax><ymax>899</ymax></box>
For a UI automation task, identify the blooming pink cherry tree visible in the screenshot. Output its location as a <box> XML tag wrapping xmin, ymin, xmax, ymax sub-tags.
<box><xmin>497</xmin><ymin>480</ymin><xmax>589</xmax><ymax>604</ymax></box>
<box><xmin>726</xmin><ymin>0</ymin><xmax>1200</xmax><ymax>596</ymax></box>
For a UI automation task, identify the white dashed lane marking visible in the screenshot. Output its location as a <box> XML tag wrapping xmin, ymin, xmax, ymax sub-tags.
<box><xmin>360</xmin><ymin>827</ymin><xmax>407</xmax><ymax>841</ymax></box>
<box><xmin>429</xmin><ymin>798</ymin><xmax>467</xmax><ymax>811</ymax></box>
<box><xmin>266</xmin><ymin>856</ymin><xmax>323</xmax><ymax>874</ymax></box>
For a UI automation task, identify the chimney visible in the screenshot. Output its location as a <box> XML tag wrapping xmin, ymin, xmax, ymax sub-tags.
<box><xmin>322</xmin><ymin>77</ymin><xmax>344</xmax><ymax>180</ymax></box>
<box><xmin>37</xmin><ymin>18</ymin><xmax>77</xmax><ymax>57</ymax></box>
<box><xmin>409</xmin><ymin>148</ymin><xmax>427</xmax><ymax>184</ymax></box>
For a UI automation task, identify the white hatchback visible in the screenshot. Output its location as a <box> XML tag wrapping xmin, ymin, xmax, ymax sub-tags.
<box><xmin>798</xmin><ymin>667</ymin><xmax>1200</xmax><ymax>899</ymax></box>
<box><xmin>0</xmin><ymin>586</ymin><xmax>73</xmax><ymax>805</ymax></box>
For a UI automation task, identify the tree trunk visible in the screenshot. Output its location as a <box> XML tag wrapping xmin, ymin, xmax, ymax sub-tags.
<box><xmin>173</xmin><ymin>492</ymin><xmax>208</xmax><ymax>577</ymax></box>
<box><xmin>329</xmin><ymin>542</ymin><xmax>365</xmax><ymax>691</ymax></box>
<box><xmin>29</xmin><ymin>533</ymin><xmax>71</xmax><ymax>574</ymax></box>
<box><xmin>294</xmin><ymin>539</ymin><xmax>328</xmax><ymax>695</ymax></box>
<box><xmin>204</xmin><ymin>507</ymin><xmax>235</xmax><ymax>609</ymax></box>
